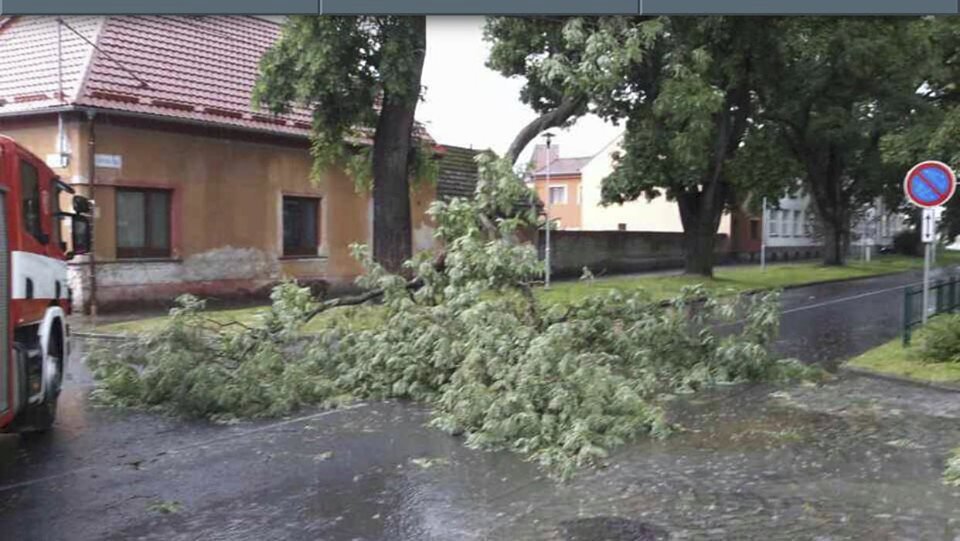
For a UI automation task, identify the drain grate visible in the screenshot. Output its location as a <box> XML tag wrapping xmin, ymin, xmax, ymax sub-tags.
<box><xmin>558</xmin><ymin>516</ymin><xmax>668</xmax><ymax>541</ymax></box>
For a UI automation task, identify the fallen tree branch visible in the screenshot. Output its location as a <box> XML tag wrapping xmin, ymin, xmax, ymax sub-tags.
<box><xmin>302</xmin><ymin>252</ymin><xmax>446</xmax><ymax>322</ymax></box>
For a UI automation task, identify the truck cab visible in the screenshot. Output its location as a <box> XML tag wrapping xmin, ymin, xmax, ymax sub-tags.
<box><xmin>0</xmin><ymin>135</ymin><xmax>92</xmax><ymax>432</ymax></box>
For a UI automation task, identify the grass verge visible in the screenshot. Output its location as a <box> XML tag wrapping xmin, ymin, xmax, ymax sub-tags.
<box><xmin>89</xmin><ymin>254</ymin><xmax>959</xmax><ymax>336</ymax></box>
<box><xmin>845</xmin><ymin>338</ymin><xmax>960</xmax><ymax>385</ymax></box>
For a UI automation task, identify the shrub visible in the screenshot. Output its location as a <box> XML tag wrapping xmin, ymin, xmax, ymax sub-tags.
<box><xmin>913</xmin><ymin>314</ymin><xmax>960</xmax><ymax>364</ymax></box>
<box><xmin>893</xmin><ymin>228</ymin><xmax>921</xmax><ymax>256</ymax></box>
<box><xmin>89</xmin><ymin>155</ymin><xmax>812</xmax><ymax>479</ymax></box>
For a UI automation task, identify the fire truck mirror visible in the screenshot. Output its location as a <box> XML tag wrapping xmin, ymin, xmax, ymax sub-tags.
<box><xmin>71</xmin><ymin>215</ymin><xmax>92</xmax><ymax>256</ymax></box>
<box><xmin>73</xmin><ymin>195</ymin><xmax>93</xmax><ymax>215</ymax></box>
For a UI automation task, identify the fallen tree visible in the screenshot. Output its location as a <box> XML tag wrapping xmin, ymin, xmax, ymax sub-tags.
<box><xmin>89</xmin><ymin>155</ymin><xmax>817</xmax><ymax>480</ymax></box>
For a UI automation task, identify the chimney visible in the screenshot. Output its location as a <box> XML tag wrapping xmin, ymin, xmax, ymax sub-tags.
<box><xmin>531</xmin><ymin>144</ymin><xmax>560</xmax><ymax>171</ymax></box>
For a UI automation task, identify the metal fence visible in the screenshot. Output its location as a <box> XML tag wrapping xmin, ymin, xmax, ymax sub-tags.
<box><xmin>903</xmin><ymin>274</ymin><xmax>960</xmax><ymax>345</ymax></box>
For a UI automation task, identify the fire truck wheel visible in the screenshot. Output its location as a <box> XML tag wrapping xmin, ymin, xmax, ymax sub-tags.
<box><xmin>15</xmin><ymin>350</ymin><xmax>62</xmax><ymax>433</ymax></box>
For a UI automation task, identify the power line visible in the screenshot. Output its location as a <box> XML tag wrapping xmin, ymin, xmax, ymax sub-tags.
<box><xmin>57</xmin><ymin>17</ymin><xmax>150</xmax><ymax>90</ymax></box>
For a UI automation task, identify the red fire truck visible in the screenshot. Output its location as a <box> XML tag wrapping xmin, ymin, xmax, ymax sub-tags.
<box><xmin>0</xmin><ymin>135</ymin><xmax>92</xmax><ymax>433</ymax></box>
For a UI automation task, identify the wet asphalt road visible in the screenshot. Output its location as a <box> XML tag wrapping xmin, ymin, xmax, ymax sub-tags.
<box><xmin>1</xmin><ymin>268</ymin><xmax>959</xmax><ymax>540</ymax></box>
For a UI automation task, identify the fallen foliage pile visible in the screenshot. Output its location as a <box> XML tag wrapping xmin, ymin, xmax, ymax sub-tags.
<box><xmin>89</xmin><ymin>155</ymin><xmax>816</xmax><ymax>479</ymax></box>
<box><xmin>946</xmin><ymin>448</ymin><xmax>960</xmax><ymax>487</ymax></box>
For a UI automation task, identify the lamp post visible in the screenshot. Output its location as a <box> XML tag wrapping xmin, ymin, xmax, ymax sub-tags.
<box><xmin>543</xmin><ymin>132</ymin><xmax>555</xmax><ymax>289</ymax></box>
<box><xmin>760</xmin><ymin>197</ymin><xmax>767</xmax><ymax>271</ymax></box>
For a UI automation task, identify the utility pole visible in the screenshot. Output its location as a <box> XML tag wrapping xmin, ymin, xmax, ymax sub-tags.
<box><xmin>543</xmin><ymin>132</ymin><xmax>555</xmax><ymax>289</ymax></box>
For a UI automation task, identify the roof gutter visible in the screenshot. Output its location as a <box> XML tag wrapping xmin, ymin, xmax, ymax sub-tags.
<box><xmin>0</xmin><ymin>105</ymin><xmax>314</xmax><ymax>142</ymax></box>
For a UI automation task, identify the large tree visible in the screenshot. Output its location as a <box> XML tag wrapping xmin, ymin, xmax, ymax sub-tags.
<box><xmin>255</xmin><ymin>16</ymin><xmax>427</xmax><ymax>272</ymax></box>
<box><xmin>487</xmin><ymin>16</ymin><xmax>781</xmax><ymax>276</ymax></box>
<box><xmin>880</xmin><ymin>17</ymin><xmax>960</xmax><ymax>243</ymax></box>
<box><xmin>755</xmin><ymin>17</ymin><xmax>932</xmax><ymax>265</ymax></box>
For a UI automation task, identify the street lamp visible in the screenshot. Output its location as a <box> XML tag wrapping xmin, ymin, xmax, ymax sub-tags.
<box><xmin>542</xmin><ymin>132</ymin><xmax>555</xmax><ymax>289</ymax></box>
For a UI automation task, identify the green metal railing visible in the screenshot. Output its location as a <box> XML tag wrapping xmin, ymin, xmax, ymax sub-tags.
<box><xmin>903</xmin><ymin>274</ymin><xmax>960</xmax><ymax>345</ymax></box>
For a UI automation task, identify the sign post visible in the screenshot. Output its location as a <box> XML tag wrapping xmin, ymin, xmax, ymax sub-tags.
<box><xmin>904</xmin><ymin>160</ymin><xmax>957</xmax><ymax>323</ymax></box>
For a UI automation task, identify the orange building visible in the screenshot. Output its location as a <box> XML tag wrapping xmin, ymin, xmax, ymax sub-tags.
<box><xmin>526</xmin><ymin>145</ymin><xmax>589</xmax><ymax>230</ymax></box>
<box><xmin>0</xmin><ymin>16</ymin><xmax>476</xmax><ymax>312</ymax></box>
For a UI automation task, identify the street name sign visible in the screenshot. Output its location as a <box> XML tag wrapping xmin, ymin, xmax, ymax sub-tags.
<box><xmin>904</xmin><ymin>160</ymin><xmax>956</xmax><ymax>208</ymax></box>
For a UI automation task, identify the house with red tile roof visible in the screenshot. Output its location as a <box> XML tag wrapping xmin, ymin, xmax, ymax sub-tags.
<box><xmin>0</xmin><ymin>16</ymin><xmax>473</xmax><ymax>312</ymax></box>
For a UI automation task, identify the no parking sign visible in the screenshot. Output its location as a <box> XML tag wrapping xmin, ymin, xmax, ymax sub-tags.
<box><xmin>904</xmin><ymin>160</ymin><xmax>956</xmax><ymax>208</ymax></box>
<box><xmin>904</xmin><ymin>160</ymin><xmax>956</xmax><ymax>324</ymax></box>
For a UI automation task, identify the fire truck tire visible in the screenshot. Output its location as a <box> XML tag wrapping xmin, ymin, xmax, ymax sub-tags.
<box><xmin>13</xmin><ymin>339</ymin><xmax>62</xmax><ymax>433</ymax></box>
<box><xmin>15</xmin><ymin>376</ymin><xmax>59</xmax><ymax>433</ymax></box>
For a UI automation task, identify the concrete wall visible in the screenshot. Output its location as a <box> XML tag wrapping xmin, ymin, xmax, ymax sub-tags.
<box><xmin>2</xmin><ymin>112</ymin><xmax>437</xmax><ymax>311</ymax></box>
<box><xmin>539</xmin><ymin>230</ymin><xmax>730</xmax><ymax>278</ymax></box>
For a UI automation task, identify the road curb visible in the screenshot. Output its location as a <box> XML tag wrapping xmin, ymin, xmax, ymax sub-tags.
<box><xmin>839</xmin><ymin>364</ymin><xmax>960</xmax><ymax>394</ymax></box>
<box><xmin>74</xmin><ymin>264</ymin><xmax>960</xmax><ymax>340</ymax></box>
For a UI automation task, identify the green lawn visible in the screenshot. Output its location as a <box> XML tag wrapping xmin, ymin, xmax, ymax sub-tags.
<box><xmin>91</xmin><ymin>253</ymin><xmax>960</xmax><ymax>336</ymax></box>
<box><xmin>846</xmin><ymin>338</ymin><xmax>960</xmax><ymax>384</ymax></box>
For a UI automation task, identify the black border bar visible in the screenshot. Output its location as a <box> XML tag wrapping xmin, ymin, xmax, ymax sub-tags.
<box><xmin>2</xmin><ymin>0</ymin><xmax>957</xmax><ymax>15</ymax></box>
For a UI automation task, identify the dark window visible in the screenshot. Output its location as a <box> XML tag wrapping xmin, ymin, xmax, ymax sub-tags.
<box><xmin>283</xmin><ymin>196</ymin><xmax>319</xmax><ymax>256</ymax></box>
<box><xmin>116</xmin><ymin>188</ymin><xmax>171</xmax><ymax>258</ymax></box>
<box><xmin>617</xmin><ymin>223</ymin><xmax>627</xmax><ymax>231</ymax></box>
<box><xmin>749</xmin><ymin>219</ymin><xmax>760</xmax><ymax>241</ymax></box>
<box><xmin>20</xmin><ymin>160</ymin><xmax>42</xmax><ymax>240</ymax></box>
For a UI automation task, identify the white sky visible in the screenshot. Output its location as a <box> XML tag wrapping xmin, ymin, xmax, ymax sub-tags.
<box><xmin>418</xmin><ymin>16</ymin><xmax>622</xmax><ymax>164</ymax></box>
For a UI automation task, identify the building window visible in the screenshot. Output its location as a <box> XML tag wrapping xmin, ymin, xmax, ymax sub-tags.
<box><xmin>768</xmin><ymin>211</ymin><xmax>779</xmax><ymax>237</ymax></box>
<box><xmin>793</xmin><ymin>210</ymin><xmax>802</xmax><ymax>237</ymax></box>
<box><xmin>20</xmin><ymin>160</ymin><xmax>42</xmax><ymax>241</ymax></box>
<box><xmin>116</xmin><ymin>188</ymin><xmax>171</xmax><ymax>259</ymax></box>
<box><xmin>548</xmin><ymin>186</ymin><xmax>567</xmax><ymax>205</ymax></box>
<box><xmin>780</xmin><ymin>210</ymin><xmax>789</xmax><ymax>236</ymax></box>
<box><xmin>618</xmin><ymin>223</ymin><xmax>627</xmax><ymax>231</ymax></box>
<box><xmin>283</xmin><ymin>196</ymin><xmax>320</xmax><ymax>256</ymax></box>
<box><xmin>749</xmin><ymin>219</ymin><xmax>760</xmax><ymax>241</ymax></box>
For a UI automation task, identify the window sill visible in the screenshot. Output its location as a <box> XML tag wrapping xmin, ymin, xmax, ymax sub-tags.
<box><xmin>280</xmin><ymin>254</ymin><xmax>329</xmax><ymax>261</ymax></box>
<box><xmin>111</xmin><ymin>257</ymin><xmax>181</xmax><ymax>264</ymax></box>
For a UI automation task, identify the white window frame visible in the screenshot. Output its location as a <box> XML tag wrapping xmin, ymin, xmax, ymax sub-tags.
<box><xmin>793</xmin><ymin>210</ymin><xmax>802</xmax><ymax>237</ymax></box>
<box><xmin>548</xmin><ymin>185</ymin><xmax>567</xmax><ymax>205</ymax></box>
<box><xmin>769</xmin><ymin>211</ymin><xmax>779</xmax><ymax>237</ymax></box>
<box><xmin>780</xmin><ymin>210</ymin><xmax>789</xmax><ymax>236</ymax></box>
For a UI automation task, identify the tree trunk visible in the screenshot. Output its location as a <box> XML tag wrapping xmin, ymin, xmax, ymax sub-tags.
<box><xmin>821</xmin><ymin>217</ymin><xmax>845</xmax><ymax>266</ymax></box>
<box><xmin>677</xmin><ymin>188</ymin><xmax>726</xmax><ymax>277</ymax></box>
<box><xmin>371</xmin><ymin>17</ymin><xmax>427</xmax><ymax>273</ymax></box>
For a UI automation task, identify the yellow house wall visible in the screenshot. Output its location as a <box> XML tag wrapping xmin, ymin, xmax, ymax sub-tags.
<box><xmin>579</xmin><ymin>133</ymin><xmax>731</xmax><ymax>235</ymax></box>
<box><xmin>2</xmin><ymin>114</ymin><xmax>437</xmax><ymax>310</ymax></box>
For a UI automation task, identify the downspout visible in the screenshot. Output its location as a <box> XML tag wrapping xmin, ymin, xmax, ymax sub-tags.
<box><xmin>86</xmin><ymin>111</ymin><xmax>98</xmax><ymax>316</ymax></box>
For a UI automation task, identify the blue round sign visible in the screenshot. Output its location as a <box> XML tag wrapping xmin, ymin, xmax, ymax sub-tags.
<box><xmin>904</xmin><ymin>161</ymin><xmax>956</xmax><ymax>208</ymax></box>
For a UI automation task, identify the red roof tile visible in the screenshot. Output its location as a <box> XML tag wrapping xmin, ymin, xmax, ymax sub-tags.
<box><xmin>530</xmin><ymin>157</ymin><xmax>592</xmax><ymax>177</ymax></box>
<box><xmin>0</xmin><ymin>16</ymin><xmax>432</xmax><ymax>143</ymax></box>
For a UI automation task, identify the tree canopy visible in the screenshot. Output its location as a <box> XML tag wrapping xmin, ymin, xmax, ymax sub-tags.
<box><xmin>753</xmin><ymin>17</ymin><xmax>934</xmax><ymax>265</ymax></box>
<box><xmin>487</xmin><ymin>16</ymin><xmax>783</xmax><ymax>275</ymax></box>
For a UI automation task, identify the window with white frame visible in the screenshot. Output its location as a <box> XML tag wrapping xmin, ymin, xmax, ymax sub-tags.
<box><xmin>548</xmin><ymin>185</ymin><xmax>567</xmax><ymax>205</ymax></box>
<box><xmin>768</xmin><ymin>210</ymin><xmax>779</xmax><ymax>237</ymax></box>
<box><xmin>793</xmin><ymin>210</ymin><xmax>802</xmax><ymax>236</ymax></box>
<box><xmin>780</xmin><ymin>210</ymin><xmax>789</xmax><ymax>236</ymax></box>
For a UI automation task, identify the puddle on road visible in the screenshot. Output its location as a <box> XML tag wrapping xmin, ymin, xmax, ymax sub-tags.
<box><xmin>486</xmin><ymin>378</ymin><xmax>960</xmax><ymax>540</ymax></box>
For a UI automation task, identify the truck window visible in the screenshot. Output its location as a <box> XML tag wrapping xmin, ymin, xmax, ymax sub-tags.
<box><xmin>20</xmin><ymin>160</ymin><xmax>42</xmax><ymax>240</ymax></box>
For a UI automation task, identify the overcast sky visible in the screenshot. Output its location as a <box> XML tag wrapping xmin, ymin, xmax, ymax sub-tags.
<box><xmin>417</xmin><ymin>16</ymin><xmax>622</xmax><ymax>164</ymax></box>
